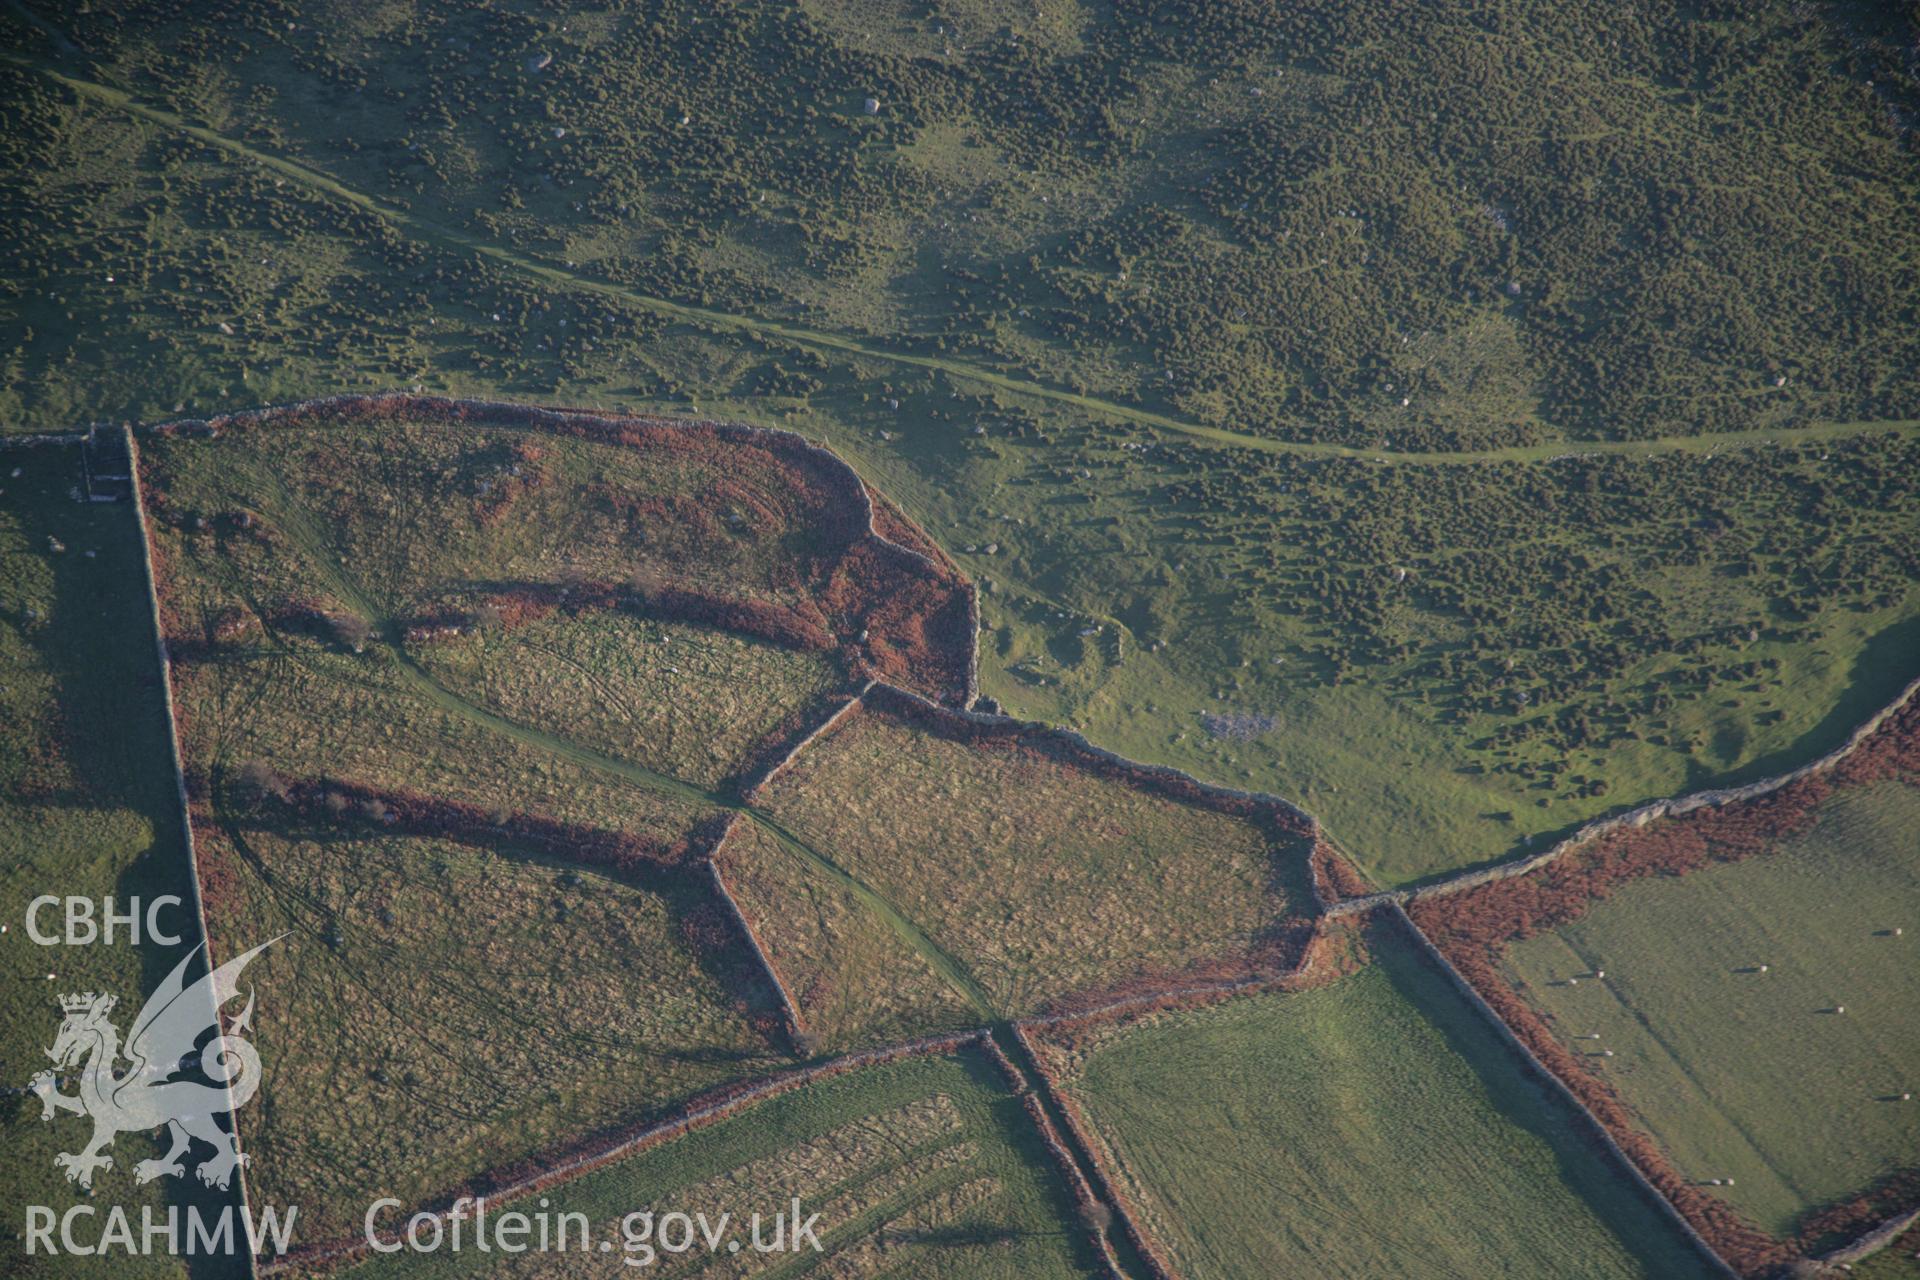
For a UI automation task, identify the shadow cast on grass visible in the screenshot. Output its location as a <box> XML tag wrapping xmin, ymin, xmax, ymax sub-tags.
<box><xmin>1376</xmin><ymin>926</ymin><xmax>1723</xmax><ymax>1279</ymax></box>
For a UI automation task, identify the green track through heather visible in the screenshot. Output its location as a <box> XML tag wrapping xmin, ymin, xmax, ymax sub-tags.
<box><xmin>10</xmin><ymin>50</ymin><xmax>1916</xmax><ymax>466</ymax></box>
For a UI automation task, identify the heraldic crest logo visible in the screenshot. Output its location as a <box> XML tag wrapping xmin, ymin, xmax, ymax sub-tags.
<box><xmin>29</xmin><ymin>938</ymin><xmax>279</xmax><ymax>1191</ymax></box>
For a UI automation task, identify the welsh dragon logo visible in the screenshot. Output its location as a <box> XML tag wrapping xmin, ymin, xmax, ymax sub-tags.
<box><xmin>30</xmin><ymin>938</ymin><xmax>278</xmax><ymax>1191</ymax></box>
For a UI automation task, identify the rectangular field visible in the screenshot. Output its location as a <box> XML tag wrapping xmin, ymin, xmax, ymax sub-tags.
<box><xmin>1049</xmin><ymin>922</ymin><xmax>1718</xmax><ymax>1279</ymax></box>
<box><xmin>1503</xmin><ymin>779</ymin><xmax>1920</xmax><ymax>1236</ymax></box>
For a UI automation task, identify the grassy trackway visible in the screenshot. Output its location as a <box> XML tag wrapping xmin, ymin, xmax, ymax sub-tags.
<box><xmin>11</xmin><ymin>51</ymin><xmax>1918</xmax><ymax>466</ymax></box>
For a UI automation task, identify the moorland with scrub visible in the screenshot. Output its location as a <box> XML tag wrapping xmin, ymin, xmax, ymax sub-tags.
<box><xmin>12</xmin><ymin>0</ymin><xmax>1918</xmax><ymax>448</ymax></box>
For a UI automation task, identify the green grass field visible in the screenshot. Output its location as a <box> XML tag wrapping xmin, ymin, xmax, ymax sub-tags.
<box><xmin>0</xmin><ymin>443</ymin><xmax>221</xmax><ymax>1278</ymax></box>
<box><xmin>756</xmin><ymin>700</ymin><xmax>1314</xmax><ymax>1017</ymax></box>
<box><xmin>1056</xmin><ymin>924</ymin><xmax>1718</xmax><ymax>1279</ymax></box>
<box><xmin>1503</xmin><ymin>780</ymin><xmax>1920</xmax><ymax>1236</ymax></box>
<box><xmin>345</xmin><ymin>1046</ymin><xmax>1101</xmax><ymax>1280</ymax></box>
<box><xmin>1854</xmin><ymin>1240</ymin><xmax>1920</xmax><ymax>1280</ymax></box>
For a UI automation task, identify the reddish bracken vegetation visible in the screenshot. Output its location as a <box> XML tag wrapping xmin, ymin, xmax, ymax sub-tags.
<box><xmin>1416</xmin><ymin>698</ymin><xmax>1918</xmax><ymax>951</ymax></box>
<box><xmin>820</xmin><ymin>540</ymin><xmax>975</xmax><ymax>700</ymax></box>
<box><xmin>1027</xmin><ymin>919</ymin><xmax>1366</xmax><ymax>1049</ymax></box>
<box><xmin>134</xmin><ymin>395</ymin><xmax>1342</xmax><ymax>1271</ymax></box>
<box><xmin>133</xmin><ymin>486</ymin><xmax>189</xmax><ymax>641</ymax></box>
<box><xmin>1796</xmin><ymin>1166</ymin><xmax>1920</xmax><ymax>1258</ymax></box>
<box><xmin>1033</xmin><ymin>919</ymin><xmax>1326</xmax><ymax>1023</ymax></box>
<box><xmin>1005</xmin><ymin>1029</ymin><xmax>1183</xmax><ymax>1280</ymax></box>
<box><xmin>285</xmin><ymin>775</ymin><xmax>718</xmax><ymax>873</ymax></box>
<box><xmin>477</xmin><ymin>397</ymin><xmax>980</xmax><ymax>703</ymax></box>
<box><xmin>1411</xmin><ymin>699</ymin><xmax>1920</xmax><ymax>1275</ymax></box>
<box><xmin>182</xmin><ymin>767</ymin><xmax>723</xmax><ymax>899</ymax></box>
<box><xmin>720</xmin><ymin>689</ymin><xmax>864</xmax><ymax>795</ymax></box>
<box><xmin>1310</xmin><ymin>840</ymin><xmax>1375</xmax><ymax>903</ymax></box>
<box><xmin>189</xmin><ymin>767</ymin><xmax>784</xmax><ymax>1055</ymax></box>
<box><xmin>206</xmin><ymin>605</ymin><xmax>258</xmax><ymax>645</ymax></box>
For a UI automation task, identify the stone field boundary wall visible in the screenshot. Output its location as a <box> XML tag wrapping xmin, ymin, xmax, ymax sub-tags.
<box><xmin>128</xmin><ymin>424</ymin><xmax>266</xmax><ymax>1278</ymax></box>
<box><xmin>1329</xmin><ymin>673</ymin><xmax>1920</xmax><ymax>919</ymax></box>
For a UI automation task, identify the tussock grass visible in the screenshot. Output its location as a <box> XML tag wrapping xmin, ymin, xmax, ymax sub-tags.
<box><xmin>417</xmin><ymin>612</ymin><xmax>838</xmax><ymax>790</ymax></box>
<box><xmin>206</xmin><ymin>821</ymin><xmax>779</xmax><ymax>1242</ymax></box>
<box><xmin>715</xmin><ymin>817</ymin><xmax>981</xmax><ymax>1053</ymax></box>
<box><xmin>169</xmin><ymin>650</ymin><xmax>715</xmax><ymax>844</ymax></box>
<box><xmin>757</xmin><ymin>704</ymin><xmax>1314</xmax><ymax>1017</ymax></box>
